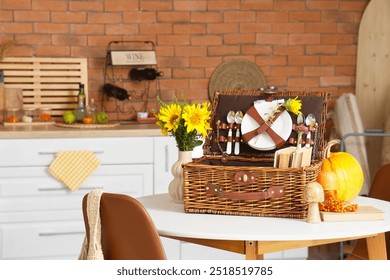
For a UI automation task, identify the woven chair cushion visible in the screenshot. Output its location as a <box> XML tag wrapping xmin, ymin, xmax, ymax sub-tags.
<box><xmin>333</xmin><ymin>93</ymin><xmax>370</xmax><ymax>196</ymax></box>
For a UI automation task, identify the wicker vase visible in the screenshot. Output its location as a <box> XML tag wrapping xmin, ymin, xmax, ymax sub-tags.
<box><xmin>168</xmin><ymin>150</ymin><xmax>192</xmax><ymax>204</ymax></box>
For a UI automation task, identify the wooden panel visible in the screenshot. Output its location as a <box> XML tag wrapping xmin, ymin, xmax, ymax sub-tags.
<box><xmin>0</xmin><ymin>57</ymin><xmax>88</xmax><ymax>119</ymax></box>
<box><xmin>355</xmin><ymin>0</ymin><xmax>390</xmax><ymax>176</ymax></box>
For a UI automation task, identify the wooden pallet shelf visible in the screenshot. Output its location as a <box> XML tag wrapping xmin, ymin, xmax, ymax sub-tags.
<box><xmin>0</xmin><ymin>57</ymin><xmax>88</xmax><ymax>119</ymax></box>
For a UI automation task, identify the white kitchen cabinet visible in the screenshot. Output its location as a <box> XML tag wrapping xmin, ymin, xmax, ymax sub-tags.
<box><xmin>0</xmin><ymin>137</ymin><xmax>154</xmax><ymax>260</ymax></box>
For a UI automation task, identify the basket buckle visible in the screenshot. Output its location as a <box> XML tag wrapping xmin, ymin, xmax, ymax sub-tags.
<box><xmin>234</xmin><ymin>171</ymin><xmax>256</xmax><ymax>185</ymax></box>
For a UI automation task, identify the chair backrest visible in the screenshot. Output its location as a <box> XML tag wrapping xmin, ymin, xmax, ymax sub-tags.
<box><xmin>369</xmin><ymin>163</ymin><xmax>390</xmax><ymax>260</ymax></box>
<box><xmin>347</xmin><ymin>163</ymin><xmax>390</xmax><ymax>260</ymax></box>
<box><xmin>82</xmin><ymin>192</ymin><xmax>166</xmax><ymax>260</ymax></box>
<box><xmin>368</xmin><ymin>163</ymin><xmax>390</xmax><ymax>201</ymax></box>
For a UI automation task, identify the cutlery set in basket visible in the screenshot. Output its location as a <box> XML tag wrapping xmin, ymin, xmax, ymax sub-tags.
<box><xmin>183</xmin><ymin>89</ymin><xmax>331</xmax><ymax>219</ymax></box>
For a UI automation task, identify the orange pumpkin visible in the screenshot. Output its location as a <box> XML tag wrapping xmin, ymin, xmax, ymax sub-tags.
<box><xmin>316</xmin><ymin>170</ymin><xmax>338</xmax><ymax>201</ymax></box>
<box><xmin>321</xmin><ymin>139</ymin><xmax>364</xmax><ymax>202</ymax></box>
<box><xmin>316</xmin><ymin>170</ymin><xmax>338</xmax><ymax>191</ymax></box>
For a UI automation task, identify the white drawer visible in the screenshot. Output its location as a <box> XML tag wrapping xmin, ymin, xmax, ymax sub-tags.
<box><xmin>0</xmin><ymin>164</ymin><xmax>153</xmax><ymax>215</ymax></box>
<box><xmin>0</xmin><ymin>137</ymin><xmax>153</xmax><ymax>167</ymax></box>
<box><xmin>0</xmin><ymin>221</ymin><xmax>85</xmax><ymax>259</ymax></box>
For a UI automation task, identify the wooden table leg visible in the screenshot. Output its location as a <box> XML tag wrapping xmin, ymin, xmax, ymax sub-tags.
<box><xmin>366</xmin><ymin>233</ymin><xmax>387</xmax><ymax>260</ymax></box>
<box><xmin>245</xmin><ymin>241</ymin><xmax>264</xmax><ymax>260</ymax></box>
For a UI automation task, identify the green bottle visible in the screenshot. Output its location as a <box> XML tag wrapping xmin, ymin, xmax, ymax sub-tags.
<box><xmin>75</xmin><ymin>83</ymin><xmax>86</xmax><ymax>122</ymax></box>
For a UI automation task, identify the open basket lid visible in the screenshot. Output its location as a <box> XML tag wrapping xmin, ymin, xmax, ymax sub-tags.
<box><xmin>203</xmin><ymin>89</ymin><xmax>331</xmax><ymax>161</ymax></box>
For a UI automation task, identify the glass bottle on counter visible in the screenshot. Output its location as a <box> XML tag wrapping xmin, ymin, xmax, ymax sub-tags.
<box><xmin>86</xmin><ymin>98</ymin><xmax>96</xmax><ymax>123</ymax></box>
<box><xmin>75</xmin><ymin>83</ymin><xmax>86</xmax><ymax>122</ymax></box>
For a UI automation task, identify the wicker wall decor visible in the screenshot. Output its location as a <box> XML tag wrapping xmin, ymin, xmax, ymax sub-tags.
<box><xmin>208</xmin><ymin>59</ymin><xmax>266</xmax><ymax>101</ymax></box>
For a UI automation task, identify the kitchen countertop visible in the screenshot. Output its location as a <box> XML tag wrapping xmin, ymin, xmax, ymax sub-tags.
<box><xmin>0</xmin><ymin>122</ymin><xmax>163</xmax><ymax>139</ymax></box>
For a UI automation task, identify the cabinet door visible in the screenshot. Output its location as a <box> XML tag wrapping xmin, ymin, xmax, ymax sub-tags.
<box><xmin>153</xmin><ymin>137</ymin><xmax>178</xmax><ymax>194</ymax></box>
<box><xmin>0</xmin><ymin>221</ymin><xmax>85</xmax><ymax>259</ymax></box>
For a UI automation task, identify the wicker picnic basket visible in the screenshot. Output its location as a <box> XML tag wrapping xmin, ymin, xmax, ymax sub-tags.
<box><xmin>183</xmin><ymin>89</ymin><xmax>331</xmax><ymax>219</ymax></box>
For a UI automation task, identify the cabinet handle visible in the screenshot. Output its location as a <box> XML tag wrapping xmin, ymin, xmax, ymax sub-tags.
<box><xmin>37</xmin><ymin>188</ymin><xmax>63</xmax><ymax>192</ymax></box>
<box><xmin>165</xmin><ymin>145</ymin><xmax>169</xmax><ymax>172</ymax></box>
<box><xmin>38</xmin><ymin>150</ymin><xmax>104</xmax><ymax>155</ymax></box>
<box><xmin>39</xmin><ymin>231</ymin><xmax>85</xmax><ymax>237</ymax></box>
<box><xmin>38</xmin><ymin>186</ymin><xmax>103</xmax><ymax>192</ymax></box>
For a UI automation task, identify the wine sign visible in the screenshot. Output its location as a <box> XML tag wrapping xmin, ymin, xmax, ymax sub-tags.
<box><xmin>110</xmin><ymin>51</ymin><xmax>157</xmax><ymax>66</ymax></box>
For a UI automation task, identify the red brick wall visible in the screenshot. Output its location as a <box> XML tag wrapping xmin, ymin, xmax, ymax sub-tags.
<box><xmin>0</xmin><ymin>0</ymin><xmax>369</xmax><ymax>113</ymax></box>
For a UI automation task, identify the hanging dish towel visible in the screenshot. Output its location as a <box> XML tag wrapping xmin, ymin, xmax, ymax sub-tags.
<box><xmin>49</xmin><ymin>150</ymin><xmax>100</xmax><ymax>191</ymax></box>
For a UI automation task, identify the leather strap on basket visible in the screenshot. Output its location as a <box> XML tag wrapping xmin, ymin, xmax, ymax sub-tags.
<box><xmin>242</xmin><ymin>106</ymin><xmax>286</xmax><ymax>149</ymax></box>
<box><xmin>205</xmin><ymin>183</ymin><xmax>285</xmax><ymax>200</ymax></box>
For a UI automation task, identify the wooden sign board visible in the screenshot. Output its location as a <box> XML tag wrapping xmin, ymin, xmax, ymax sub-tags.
<box><xmin>110</xmin><ymin>51</ymin><xmax>157</xmax><ymax>66</ymax></box>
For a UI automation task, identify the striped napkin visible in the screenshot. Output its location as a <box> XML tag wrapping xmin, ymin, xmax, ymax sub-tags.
<box><xmin>49</xmin><ymin>151</ymin><xmax>101</xmax><ymax>191</ymax></box>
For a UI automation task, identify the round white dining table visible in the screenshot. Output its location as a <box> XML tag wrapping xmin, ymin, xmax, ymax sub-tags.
<box><xmin>138</xmin><ymin>194</ymin><xmax>390</xmax><ymax>260</ymax></box>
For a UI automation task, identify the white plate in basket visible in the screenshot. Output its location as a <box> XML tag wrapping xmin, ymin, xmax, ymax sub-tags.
<box><xmin>241</xmin><ymin>100</ymin><xmax>292</xmax><ymax>151</ymax></box>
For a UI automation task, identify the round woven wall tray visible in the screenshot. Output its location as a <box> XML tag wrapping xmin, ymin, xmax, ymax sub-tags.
<box><xmin>208</xmin><ymin>59</ymin><xmax>267</xmax><ymax>100</ymax></box>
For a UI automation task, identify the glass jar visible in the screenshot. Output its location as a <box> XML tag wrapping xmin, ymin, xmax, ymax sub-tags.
<box><xmin>39</xmin><ymin>108</ymin><xmax>52</xmax><ymax>122</ymax></box>
<box><xmin>22</xmin><ymin>108</ymin><xmax>36</xmax><ymax>123</ymax></box>
<box><xmin>6</xmin><ymin>108</ymin><xmax>20</xmax><ymax>123</ymax></box>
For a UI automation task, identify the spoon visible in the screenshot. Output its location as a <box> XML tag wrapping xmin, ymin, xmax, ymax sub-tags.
<box><xmin>234</xmin><ymin>111</ymin><xmax>243</xmax><ymax>155</ymax></box>
<box><xmin>226</xmin><ymin>111</ymin><xmax>235</xmax><ymax>154</ymax></box>
<box><xmin>305</xmin><ymin>114</ymin><xmax>316</xmax><ymax>148</ymax></box>
<box><xmin>297</xmin><ymin>113</ymin><xmax>305</xmax><ymax>125</ymax></box>
<box><xmin>305</xmin><ymin>114</ymin><xmax>316</xmax><ymax>127</ymax></box>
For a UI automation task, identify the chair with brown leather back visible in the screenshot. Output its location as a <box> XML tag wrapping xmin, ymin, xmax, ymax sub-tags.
<box><xmin>82</xmin><ymin>192</ymin><xmax>166</xmax><ymax>260</ymax></box>
<box><xmin>347</xmin><ymin>163</ymin><xmax>390</xmax><ymax>260</ymax></box>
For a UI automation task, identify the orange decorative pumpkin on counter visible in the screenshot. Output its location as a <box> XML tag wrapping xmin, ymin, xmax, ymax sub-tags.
<box><xmin>321</xmin><ymin>139</ymin><xmax>364</xmax><ymax>202</ymax></box>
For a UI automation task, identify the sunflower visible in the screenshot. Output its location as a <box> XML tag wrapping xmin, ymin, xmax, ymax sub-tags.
<box><xmin>182</xmin><ymin>103</ymin><xmax>211</xmax><ymax>137</ymax></box>
<box><xmin>283</xmin><ymin>96</ymin><xmax>302</xmax><ymax>115</ymax></box>
<box><xmin>157</xmin><ymin>103</ymin><xmax>182</xmax><ymax>132</ymax></box>
<box><xmin>155</xmin><ymin>97</ymin><xmax>212</xmax><ymax>151</ymax></box>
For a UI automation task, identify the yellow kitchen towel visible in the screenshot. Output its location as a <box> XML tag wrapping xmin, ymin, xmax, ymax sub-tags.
<box><xmin>49</xmin><ymin>151</ymin><xmax>100</xmax><ymax>191</ymax></box>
